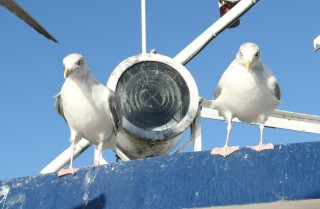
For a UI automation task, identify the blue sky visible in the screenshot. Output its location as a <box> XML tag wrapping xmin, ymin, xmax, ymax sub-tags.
<box><xmin>1</xmin><ymin>0</ymin><xmax>320</xmax><ymax>180</ymax></box>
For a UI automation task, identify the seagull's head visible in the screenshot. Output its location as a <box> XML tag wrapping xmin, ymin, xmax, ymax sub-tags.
<box><xmin>63</xmin><ymin>53</ymin><xmax>89</xmax><ymax>78</ymax></box>
<box><xmin>236</xmin><ymin>43</ymin><xmax>261</xmax><ymax>71</ymax></box>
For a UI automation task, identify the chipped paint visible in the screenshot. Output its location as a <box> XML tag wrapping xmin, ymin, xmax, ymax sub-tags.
<box><xmin>0</xmin><ymin>185</ymin><xmax>25</xmax><ymax>209</ymax></box>
<box><xmin>273</xmin><ymin>192</ymin><xmax>288</xmax><ymax>202</ymax></box>
<box><xmin>5</xmin><ymin>194</ymin><xmax>25</xmax><ymax>209</ymax></box>
<box><xmin>0</xmin><ymin>185</ymin><xmax>9</xmax><ymax>206</ymax></box>
<box><xmin>84</xmin><ymin>171</ymin><xmax>95</xmax><ymax>186</ymax></box>
<box><xmin>82</xmin><ymin>170</ymin><xmax>98</xmax><ymax>204</ymax></box>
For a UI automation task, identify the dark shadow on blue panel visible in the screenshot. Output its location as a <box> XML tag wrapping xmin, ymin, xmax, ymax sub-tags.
<box><xmin>74</xmin><ymin>194</ymin><xmax>106</xmax><ymax>209</ymax></box>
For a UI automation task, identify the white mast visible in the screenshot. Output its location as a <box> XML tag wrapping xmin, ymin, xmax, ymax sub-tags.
<box><xmin>141</xmin><ymin>0</ymin><xmax>147</xmax><ymax>53</ymax></box>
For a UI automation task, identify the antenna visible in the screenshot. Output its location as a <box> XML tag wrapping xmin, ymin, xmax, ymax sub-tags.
<box><xmin>141</xmin><ymin>0</ymin><xmax>147</xmax><ymax>53</ymax></box>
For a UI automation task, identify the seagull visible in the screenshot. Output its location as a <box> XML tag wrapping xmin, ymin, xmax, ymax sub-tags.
<box><xmin>55</xmin><ymin>53</ymin><xmax>123</xmax><ymax>176</ymax></box>
<box><xmin>211</xmin><ymin>43</ymin><xmax>281</xmax><ymax>157</ymax></box>
<box><xmin>0</xmin><ymin>0</ymin><xmax>58</xmax><ymax>43</ymax></box>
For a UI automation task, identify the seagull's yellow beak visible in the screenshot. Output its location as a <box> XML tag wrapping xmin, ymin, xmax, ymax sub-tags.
<box><xmin>64</xmin><ymin>68</ymin><xmax>70</xmax><ymax>78</ymax></box>
<box><xmin>245</xmin><ymin>60</ymin><xmax>251</xmax><ymax>71</ymax></box>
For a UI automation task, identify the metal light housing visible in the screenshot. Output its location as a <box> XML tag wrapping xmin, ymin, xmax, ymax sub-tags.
<box><xmin>107</xmin><ymin>53</ymin><xmax>199</xmax><ymax>159</ymax></box>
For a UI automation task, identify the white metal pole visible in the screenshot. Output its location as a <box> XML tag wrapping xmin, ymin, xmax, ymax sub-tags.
<box><xmin>200</xmin><ymin>99</ymin><xmax>320</xmax><ymax>134</ymax></box>
<box><xmin>40</xmin><ymin>139</ymin><xmax>91</xmax><ymax>174</ymax></box>
<box><xmin>192</xmin><ymin>106</ymin><xmax>202</xmax><ymax>151</ymax></box>
<box><xmin>174</xmin><ymin>0</ymin><xmax>258</xmax><ymax>65</ymax></box>
<box><xmin>114</xmin><ymin>147</ymin><xmax>130</xmax><ymax>161</ymax></box>
<box><xmin>141</xmin><ymin>0</ymin><xmax>147</xmax><ymax>53</ymax></box>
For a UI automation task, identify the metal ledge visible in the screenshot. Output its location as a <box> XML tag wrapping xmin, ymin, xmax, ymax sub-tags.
<box><xmin>3</xmin><ymin>142</ymin><xmax>320</xmax><ymax>208</ymax></box>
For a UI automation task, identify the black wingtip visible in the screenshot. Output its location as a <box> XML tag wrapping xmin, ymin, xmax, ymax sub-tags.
<box><xmin>0</xmin><ymin>0</ymin><xmax>59</xmax><ymax>43</ymax></box>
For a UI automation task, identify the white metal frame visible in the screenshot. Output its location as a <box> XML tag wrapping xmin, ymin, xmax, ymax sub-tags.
<box><xmin>141</xmin><ymin>0</ymin><xmax>147</xmax><ymax>53</ymax></box>
<box><xmin>200</xmin><ymin>99</ymin><xmax>320</xmax><ymax>134</ymax></box>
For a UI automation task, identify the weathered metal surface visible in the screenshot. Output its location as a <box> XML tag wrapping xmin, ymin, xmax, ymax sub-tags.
<box><xmin>1</xmin><ymin>141</ymin><xmax>320</xmax><ymax>209</ymax></box>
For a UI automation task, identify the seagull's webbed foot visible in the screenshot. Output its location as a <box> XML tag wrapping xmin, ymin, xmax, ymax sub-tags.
<box><xmin>211</xmin><ymin>146</ymin><xmax>240</xmax><ymax>158</ymax></box>
<box><xmin>58</xmin><ymin>168</ymin><xmax>79</xmax><ymax>177</ymax></box>
<box><xmin>247</xmin><ymin>143</ymin><xmax>274</xmax><ymax>152</ymax></box>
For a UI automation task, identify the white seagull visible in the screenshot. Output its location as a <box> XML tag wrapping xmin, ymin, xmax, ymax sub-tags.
<box><xmin>55</xmin><ymin>53</ymin><xmax>123</xmax><ymax>176</ymax></box>
<box><xmin>211</xmin><ymin>43</ymin><xmax>281</xmax><ymax>157</ymax></box>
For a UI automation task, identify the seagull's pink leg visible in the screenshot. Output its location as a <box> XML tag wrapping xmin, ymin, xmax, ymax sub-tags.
<box><xmin>211</xmin><ymin>119</ymin><xmax>240</xmax><ymax>157</ymax></box>
<box><xmin>247</xmin><ymin>124</ymin><xmax>274</xmax><ymax>152</ymax></box>
<box><xmin>58</xmin><ymin>139</ymin><xmax>79</xmax><ymax>177</ymax></box>
<box><xmin>96</xmin><ymin>141</ymin><xmax>103</xmax><ymax>166</ymax></box>
<box><xmin>92</xmin><ymin>141</ymin><xmax>103</xmax><ymax>168</ymax></box>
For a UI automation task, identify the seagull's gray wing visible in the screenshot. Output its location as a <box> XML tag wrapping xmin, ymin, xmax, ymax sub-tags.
<box><xmin>214</xmin><ymin>83</ymin><xmax>222</xmax><ymax>100</ymax></box>
<box><xmin>0</xmin><ymin>0</ymin><xmax>58</xmax><ymax>43</ymax></box>
<box><xmin>54</xmin><ymin>92</ymin><xmax>67</xmax><ymax>122</ymax></box>
<box><xmin>108</xmin><ymin>90</ymin><xmax>123</xmax><ymax>134</ymax></box>
<box><xmin>211</xmin><ymin>82</ymin><xmax>222</xmax><ymax>109</ymax></box>
<box><xmin>262</xmin><ymin>64</ymin><xmax>281</xmax><ymax>101</ymax></box>
<box><xmin>274</xmin><ymin>82</ymin><xmax>281</xmax><ymax>100</ymax></box>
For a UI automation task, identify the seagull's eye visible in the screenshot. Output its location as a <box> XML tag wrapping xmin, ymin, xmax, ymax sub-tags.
<box><xmin>239</xmin><ymin>52</ymin><xmax>243</xmax><ymax>57</ymax></box>
<box><xmin>255</xmin><ymin>51</ymin><xmax>260</xmax><ymax>57</ymax></box>
<box><xmin>77</xmin><ymin>59</ymin><xmax>83</xmax><ymax>65</ymax></box>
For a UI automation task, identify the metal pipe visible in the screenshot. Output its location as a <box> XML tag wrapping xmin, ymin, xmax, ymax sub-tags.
<box><xmin>174</xmin><ymin>0</ymin><xmax>258</xmax><ymax>65</ymax></box>
<box><xmin>192</xmin><ymin>106</ymin><xmax>202</xmax><ymax>151</ymax></box>
<box><xmin>141</xmin><ymin>0</ymin><xmax>147</xmax><ymax>53</ymax></box>
<box><xmin>200</xmin><ymin>99</ymin><xmax>320</xmax><ymax>134</ymax></box>
<box><xmin>40</xmin><ymin>139</ymin><xmax>91</xmax><ymax>174</ymax></box>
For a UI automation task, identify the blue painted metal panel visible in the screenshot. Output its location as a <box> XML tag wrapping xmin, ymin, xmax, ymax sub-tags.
<box><xmin>1</xmin><ymin>142</ymin><xmax>320</xmax><ymax>209</ymax></box>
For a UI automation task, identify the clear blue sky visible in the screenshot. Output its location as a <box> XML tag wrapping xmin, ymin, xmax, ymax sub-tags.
<box><xmin>1</xmin><ymin>0</ymin><xmax>320</xmax><ymax>180</ymax></box>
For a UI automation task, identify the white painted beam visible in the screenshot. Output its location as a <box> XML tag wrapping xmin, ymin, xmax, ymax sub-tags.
<box><xmin>201</xmin><ymin>99</ymin><xmax>320</xmax><ymax>134</ymax></box>
<box><xmin>40</xmin><ymin>138</ymin><xmax>91</xmax><ymax>174</ymax></box>
<box><xmin>174</xmin><ymin>0</ymin><xmax>258</xmax><ymax>65</ymax></box>
<box><xmin>192</xmin><ymin>106</ymin><xmax>202</xmax><ymax>151</ymax></box>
